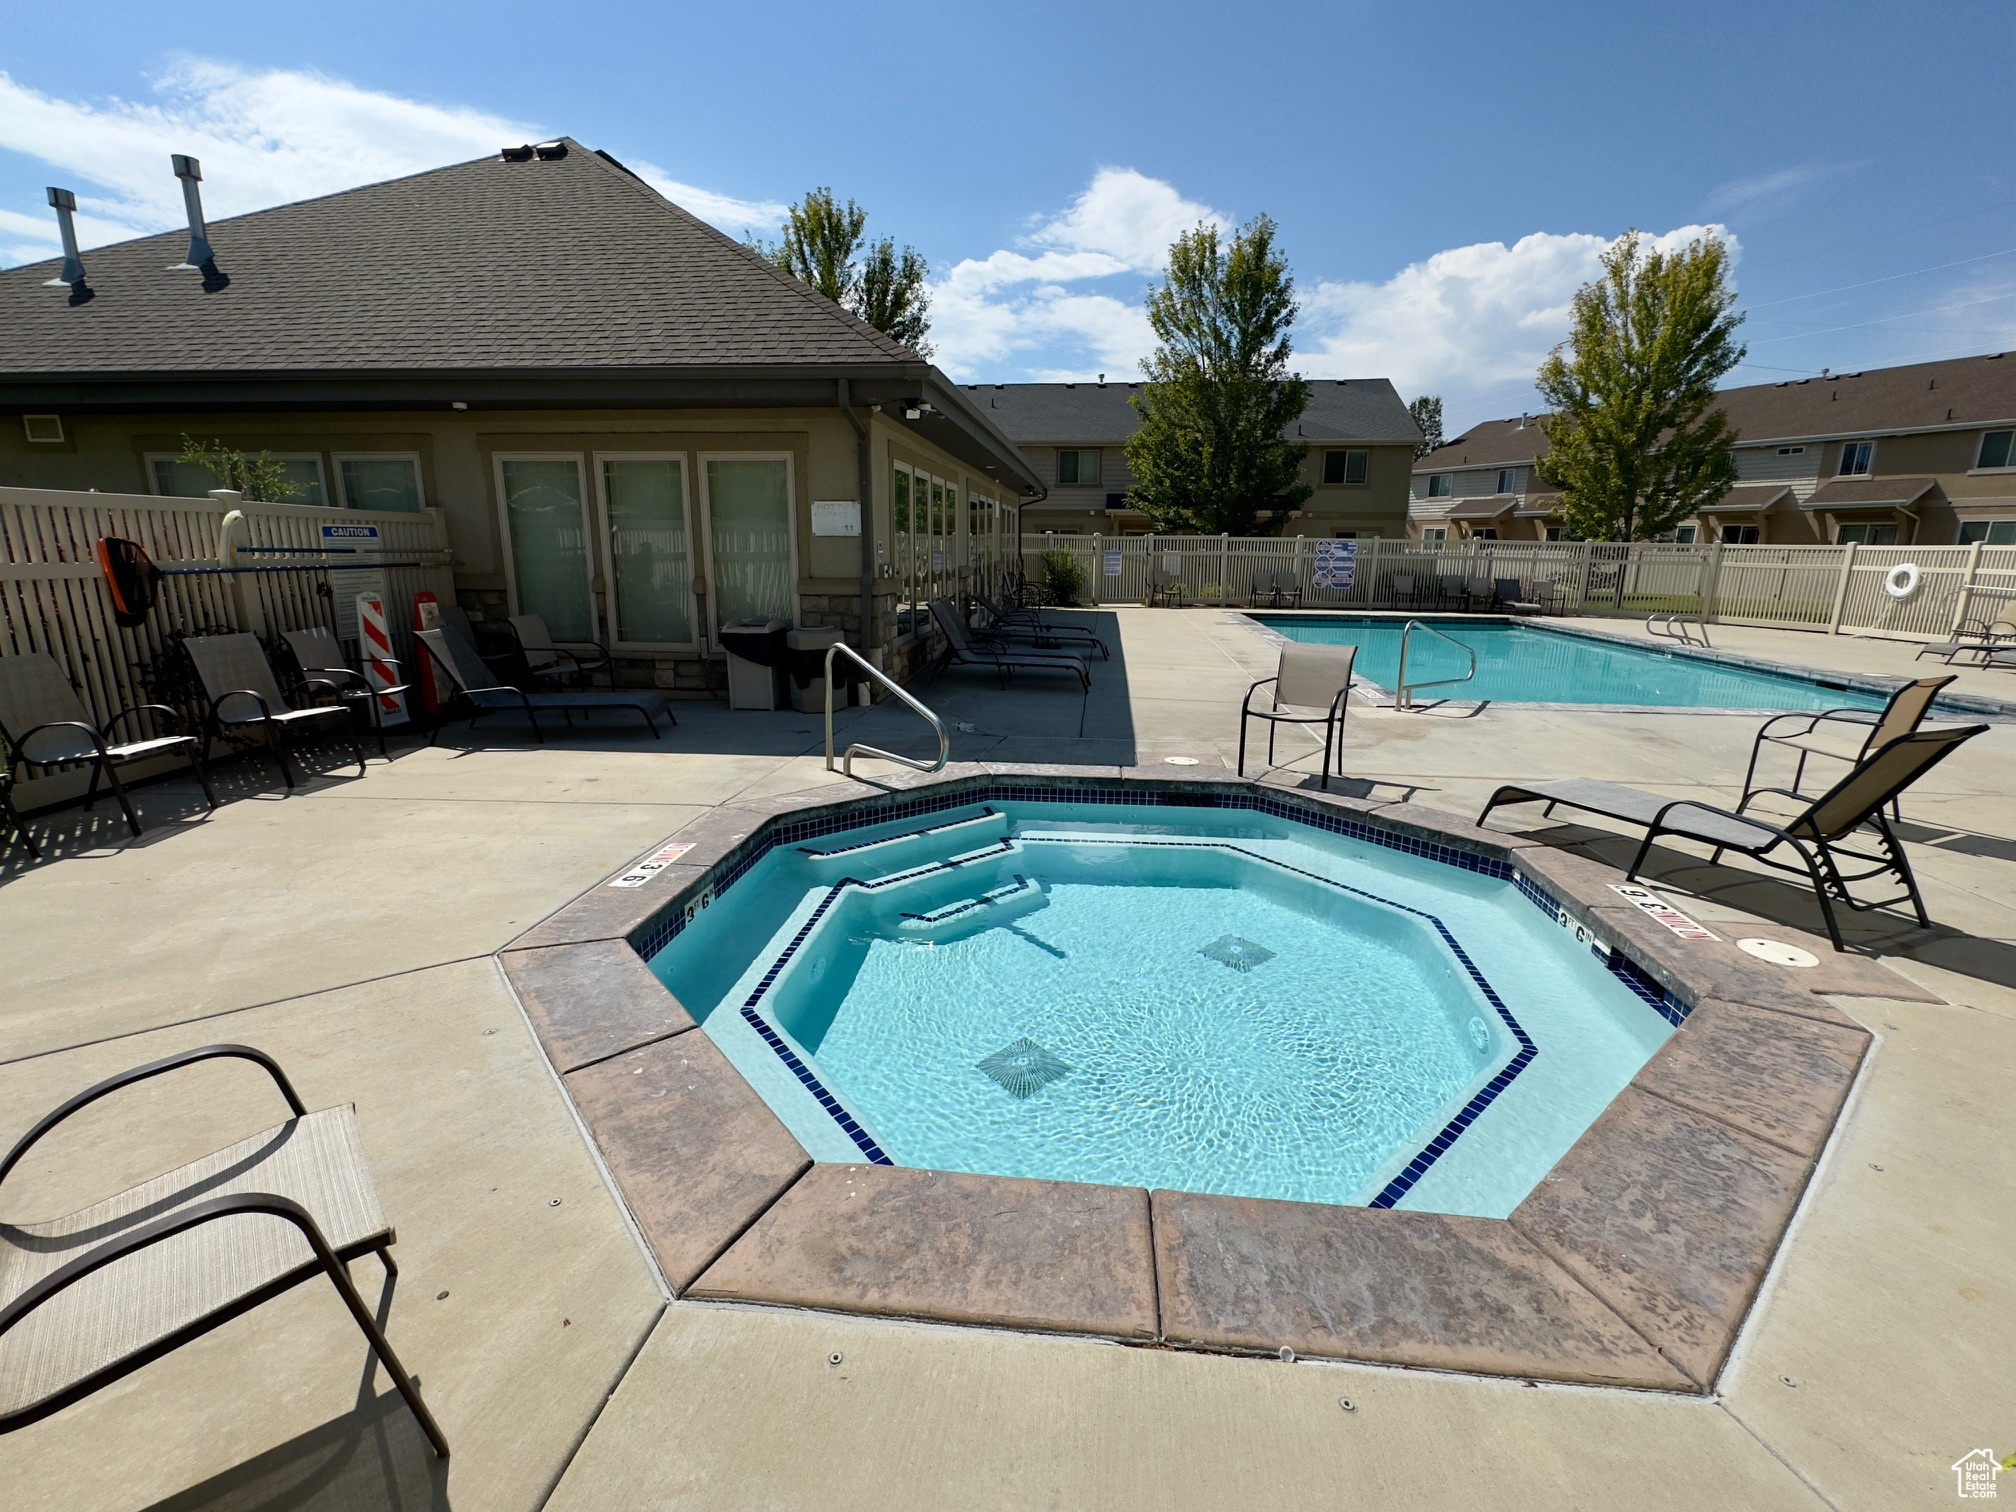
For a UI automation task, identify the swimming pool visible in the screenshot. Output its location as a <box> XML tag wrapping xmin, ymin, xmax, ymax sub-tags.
<box><xmin>1253</xmin><ymin>615</ymin><xmax>1894</xmax><ymax>712</ymax></box>
<box><xmin>646</xmin><ymin>796</ymin><xmax>1677</xmax><ymax>1218</ymax></box>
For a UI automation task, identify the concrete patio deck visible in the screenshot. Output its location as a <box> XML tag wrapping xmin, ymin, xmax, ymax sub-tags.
<box><xmin>2</xmin><ymin>607</ymin><xmax>2010</xmax><ymax>1510</ymax></box>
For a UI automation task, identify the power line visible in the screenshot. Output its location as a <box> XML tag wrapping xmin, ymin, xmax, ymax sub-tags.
<box><xmin>1743</xmin><ymin>248</ymin><xmax>2016</xmax><ymax>310</ymax></box>
<box><xmin>1751</xmin><ymin>289</ymin><xmax>2016</xmax><ymax>344</ymax></box>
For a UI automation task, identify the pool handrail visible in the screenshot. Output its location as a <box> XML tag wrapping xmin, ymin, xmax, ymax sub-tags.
<box><xmin>824</xmin><ymin>641</ymin><xmax>950</xmax><ymax>778</ymax></box>
<box><xmin>1647</xmin><ymin>611</ymin><xmax>1711</xmax><ymax>647</ymax></box>
<box><xmin>1395</xmin><ymin>619</ymin><xmax>1478</xmax><ymax>710</ymax></box>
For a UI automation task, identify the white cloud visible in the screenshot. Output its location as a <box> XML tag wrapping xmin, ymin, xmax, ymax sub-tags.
<box><xmin>629</xmin><ymin>159</ymin><xmax>786</xmax><ymax>233</ymax></box>
<box><xmin>1703</xmin><ymin>161</ymin><xmax>1863</xmax><ymax>217</ymax></box>
<box><xmin>1296</xmin><ymin>225</ymin><xmax>1741</xmax><ymax>406</ymax></box>
<box><xmin>0</xmin><ymin>60</ymin><xmax>783</xmax><ymax>262</ymax></box>
<box><xmin>929</xmin><ymin>168</ymin><xmax>1227</xmax><ymax>378</ymax></box>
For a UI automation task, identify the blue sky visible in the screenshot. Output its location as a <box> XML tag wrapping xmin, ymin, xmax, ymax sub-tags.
<box><xmin>3</xmin><ymin>0</ymin><xmax>2012</xmax><ymax>432</ymax></box>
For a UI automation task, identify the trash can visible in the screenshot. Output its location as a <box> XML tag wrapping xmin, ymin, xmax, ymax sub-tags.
<box><xmin>718</xmin><ymin>618</ymin><xmax>788</xmax><ymax>710</ymax></box>
<box><xmin>785</xmin><ymin>626</ymin><xmax>848</xmax><ymax>713</ymax></box>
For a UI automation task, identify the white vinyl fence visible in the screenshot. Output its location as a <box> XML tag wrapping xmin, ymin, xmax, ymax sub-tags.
<box><xmin>1020</xmin><ymin>533</ymin><xmax>2016</xmax><ymax>640</ymax></box>
<box><xmin>1</xmin><ymin>485</ymin><xmax>454</xmax><ymax>807</ymax></box>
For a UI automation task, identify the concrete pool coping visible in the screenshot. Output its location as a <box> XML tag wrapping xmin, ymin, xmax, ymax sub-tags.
<box><xmin>1234</xmin><ymin>610</ymin><xmax>2016</xmax><ymax>721</ymax></box>
<box><xmin>499</xmin><ymin>764</ymin><xmax>1938</xmax><ymax>1394</ymax></box>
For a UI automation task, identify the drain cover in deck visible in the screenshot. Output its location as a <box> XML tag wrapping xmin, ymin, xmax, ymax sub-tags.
<box><xmin>977</xmin><ymin>1038</ymin><xmax>1072</xmax><ymax>1099</ymax></box>
<box><xmin>1201</xmin><ymin>935</ymin><xmax>1275</xmax><ymax>972</ymax></box>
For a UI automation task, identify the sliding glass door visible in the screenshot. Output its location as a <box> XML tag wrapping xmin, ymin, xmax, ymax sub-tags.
<box><xmin>597</xmin><ymin>456</ymin><xmax>696</xmax><ymax>647</ymax></box>
<box><xmin>496</xmin><ymin>455</ymin><xmax>594</xmax><ymax>642</ymax></box>
<box><xmin>700</xmin><ymin>455</ymin><xmax>796</xmax><ymax>636</ymax></box>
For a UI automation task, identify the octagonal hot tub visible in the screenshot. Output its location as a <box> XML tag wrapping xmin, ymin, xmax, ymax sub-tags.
<box><xmin>645</xmin><ymin>795</ymin><xmax>1675</xmax><ymax>1217</ymax></box>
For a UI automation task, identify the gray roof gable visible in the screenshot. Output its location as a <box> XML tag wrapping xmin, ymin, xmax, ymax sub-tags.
<box><xmin>0</xmin><ymin>141</ymin><xmax>916</xmax><ymax>376</ymax></box>
<box><xmin>963</xmin><ymin>379</ymin><xmax>1421</xmax><ymax>446</ymax></box>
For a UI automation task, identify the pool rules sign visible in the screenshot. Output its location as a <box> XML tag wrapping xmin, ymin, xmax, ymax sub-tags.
<box><xmin>1312</xmin><ymin>539</ymin><xmax>1356</xmax><ymax>590</ymax></box>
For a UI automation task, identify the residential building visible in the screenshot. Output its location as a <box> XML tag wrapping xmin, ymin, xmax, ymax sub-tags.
<box><xmin>1409</xmin><ymin>352</ymin><xmax>2016</xmax><ymax>546</ymax></box>
<box><xmin>0</xmin><ymin>140</ymin><xmax>1041</xmax><ymax>689</ymax></box>
<box><xmin>977</xmin><ymin>379</ymin><xmax>1421</xmax><ymax>538</ymax></box>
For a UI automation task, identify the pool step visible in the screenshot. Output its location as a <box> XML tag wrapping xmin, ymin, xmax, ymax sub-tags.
<box><xmin>796</xmin><ymin>807</ymin><xmax>1007</xmax><ymax>878</ymax></box>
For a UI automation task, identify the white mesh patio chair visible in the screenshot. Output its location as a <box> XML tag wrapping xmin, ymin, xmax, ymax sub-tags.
<box><xmin>0</xmin><ymin>651</ymin><xmax>217</xmax><ymax>840</ymax></box>
<box><xmin>282</xmin><ymin>626</ymin><xmax>411</xmax><ymax>759</ymax></box>
<box><xmin>1238</xmin><ymin>642</ymin><xmax>1357</xmax><ymax>790</ymax></box>
<box><xmin>0</xmin><ymin>1045</ymin><xmax>447</xmax><ymax>1456</ymax></box>
<box><xmin>183</xmin><ymin>634</ymin><xmax>365</xmax><ymax>790</ymax></box>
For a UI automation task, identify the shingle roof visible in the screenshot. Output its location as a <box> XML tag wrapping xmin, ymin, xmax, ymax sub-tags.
<box><xmin>1701</xmin><ymin>484</ymin><xmax>1797</xmax><ymax>514</ymax></box>
<box><xmin>1443</xmin><ymin>495</ymin><xmax>1517</xmax><ymax>520</ymax></box>
<box><xmin>0</xmin><ymin>140</ymin><xmax>915</xmax><ymax>374</ymax></box>
<box><xmin>1802</xmin><ymin>477</ymin><xmax>1939</xmax><ymax>510</ymax></box>
<box><xmin>963</xmin><ymin>380</ymin><xmax>1422</xmax><ymax>446</ymax></box>
<box><xmin>1414</xmin><ymin>353</ymin><xmax>2016</xmax><ymax>477</ymax></box>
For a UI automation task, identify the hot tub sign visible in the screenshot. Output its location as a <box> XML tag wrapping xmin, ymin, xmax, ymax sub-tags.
<box><xmin>1312</xmin><ymin>539</ymin><xmax>1356</xmax><ymax>590</ymax></box>
<box><xmin>606</xmin><ymin>841</ymin><xmax>695</xmax><ymax>888</ymax></box>
<box><xmin>1608</xmin><ymin>883</ymin><xmax>1720</xmax><ymax>941</ymax></box>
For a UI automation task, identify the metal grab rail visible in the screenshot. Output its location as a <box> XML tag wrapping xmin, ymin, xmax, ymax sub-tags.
<box><xmin>1646</xmin><ymin>611</ymin><xmax>1711</xmax><ymax>647</ymax></box>
<box><xmin>1395</xmin><ymin>619</ymin><xmax>1477</xmax><ymax>710</ymax></box>
<box><xmin>824</xmin><ymin>641</ymin><xmax>950</xmax><ymax>778</ymax></box>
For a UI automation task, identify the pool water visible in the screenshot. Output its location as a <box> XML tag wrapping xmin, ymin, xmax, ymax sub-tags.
<box><xmin>1255</xmin><ymin>615</ymin><xmax>1892</xmax><ymax>712</ymax></box>
<box><xmin>648</xmin><ymin>799</ymin><xmax>1677</xmax><ymax>1217</ymax></box>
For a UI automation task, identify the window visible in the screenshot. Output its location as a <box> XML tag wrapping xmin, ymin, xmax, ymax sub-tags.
<box><xmin>1422</xmin><ymin>527</ymin><xmax>1448</xmax><ymax>544</ymax></box>
<box><xmin>1837</xmin><ymin>440</ymin><xmax>1874</xmax><ymax>476</ymax></box>
<box><xmin>1426</xmin><ymin>474</ymin><xmax>1453</xmax><ymax>498</ymax></box>
<box><xmin>1472</xmin><ymin>527</ymin><xmax>1499</xmax><ymax>540</ymax></box>
<box><xmin>149</xmin><ymin>452</ymin><xmax>326</xmax><ymax>504</ymax></box>
<box><xmin>1776</xmin><ymin>446</ymin><xmax>1805</xmax><ymax>457</ymax></box>
<box><xmin>1496</xmin><ymin>468</ymin><xmax>1519</xmax><ymax>494</ymax></box>
<box><xmin>1836</xmin><ymin>521</ymin><xmax>1899</xmax><ymax>546</ymax></box>
<box><xmin>335</xmin><ymin>455</ymin><xmax>424</xmax><ymax>512</ymax></box>
<box><xmin>22</xmin><ymin>415</ymin><xmax>63</xmax><ymax>444</ymax></box>
<box><xmin>1720</xmin><ymin>524</ymin><xmax>1761</xmax><ymax>545</ymax></box>
<box><xmin>1673</xmin><ymin>524</ymin><xmax>1699</xmax><ymax>544</ymax></box>
<box><xmin>1056</xmin><ymin>449</ymin><xmax>1102</xmax><ymax>486</ymax></box>
<box><xmin>497</xmin><ymin>454</ymin><xmax>595</xmax><ymax>643</ymax></box>
<box><xmin>1977</xmin><ymin>430</ymin><xmax>2015</xmax><ymax>470</ymax></box>
<box><xmin>1105</xmin><ymin>492</ymin><xmax>1129</xmax><ymax>510</ymax></box>
<box><xmin>599</xmin><ymin>456</ymin><xmax>694</xmax><ymax>646</ymax></box>
<box><xmin>1322</xmin><ymin>449</ymin><xmax>1369</xmax><ymax>485</ymax></box>
<box><xmin>1958</xmin><ymin>520</ymin><xmax>2016</xmax><ymax>545</ymax></box>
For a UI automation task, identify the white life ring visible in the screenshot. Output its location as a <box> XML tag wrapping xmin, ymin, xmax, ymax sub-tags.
<box><xmin>1883</xmin><ymin>562</ymin><xmax>1921</xmax><ymax>601</ymax></box>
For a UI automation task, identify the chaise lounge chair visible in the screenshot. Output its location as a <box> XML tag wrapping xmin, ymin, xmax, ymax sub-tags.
<box><xmin>184</xmin><ymin>634</ymin><xmax>366</xmax><ymax>791</ymax></box>
<box><xmin>926</xmin><ymin>599</ymin><xmax>1090</xmax><ymax>691</ymax></box>
<box><xmin>1238</xmin><ymin>643</ymin><xmax>1356</xmax><ymax>790</ymax></box>
<box><xmin>973</xmin><ymin>593</ymin><xmax>1110</xmax><ymax>659</ymax></box>
<box><xmin>0</xmin><ymin>651</ymin><xmax>218</xmax><ymax>840</ymax></box>
<box><xmin>1476</xmin><ymin>724</ymin><xmax>1987</xmax><ymax>949</ymax></box>
<box><xmin>1915</xmin><ymin>611</ymin><xmax>2016</xmax><ymax>665</ymax></box>
<box><xmin>1742</xmin><ymin>674</ymin><xmax>1954</xmax><ymax>814</ymax></box>
<box><xmin>1491</xmin><ymin>578</ymin><xmax>1544</xmax><ymax>615</ymax></box>
<box><xmin>0</xmin><ymin>1044</ymin><xmax>447</xmax><ymax>1456</ymax></box>
<box><xmin>282</xmin><ymin>626</ymin><xmax>412</xmax><ymax>759</ymax></box>
<box><xmin>508</xmin><ymin>614</ymin><xmax>613</xmax><ymax>690</ymax></box>
<box><xmin>417</xmin><ymin>625</ymin><xmax>673</xmax><ymax>742</ymax></box>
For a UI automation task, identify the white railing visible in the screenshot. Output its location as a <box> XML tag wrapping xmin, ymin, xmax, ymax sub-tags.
<box><xmin>1395</xmin><ymin>619</ymin><xmax>1478</xmax><ymax>709</ymax></box>
<box><xmin>1</xmin><ymin>485</ymin><xmax>454</xmax><ymax>806</ymax></box>
<box><xmin>1019</xmin><ymin>533</ymin><xmax>2016</xmax><ymax>642</ymax></box>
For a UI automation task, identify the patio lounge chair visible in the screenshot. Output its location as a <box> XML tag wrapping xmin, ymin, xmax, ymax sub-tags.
<box><xmin>0</xmin><ymin>1044</ymin><xmax>447</xmax><ymax>1456</ymax></box>
<box><xmin>1437</xmin><ymin>573</ymin><xmax>1468</xmax><ymax>610</ymax></box>
<box><xmin>1476</xmin><ymin>724</ymin><xmax>1987</xmax><ymax>949</ymax></box>
<box><xmin>1238</xmin><ymin>643</ymin><xmax>1356</xmax><ymax>791</ymax></box>
<box><xmin>281</xmin><ymin>626</ymin><xmax>412</xmax><ymax>759</ymax></box>
<box><xmin>973</xmin><ymin>593</ymin><xmax>1110</xmax><ymax>659</ymax></box>
<box><xmin>508</xmin><ymin>614</ymin><xmax>612</xmax><ymax>689</ymax></box>
<box><xmin>184</xmin><ymin>634</ymin><xmax>365</xmax><ymax>791</ymax></box>
<box><xmin>1264</xmin><ymin>573</ymin><xmax>1303</xmax><ymax>610</ymax></box>
<box><xmin>1915</xmin><ymin>611</ymin><xmax>2016</xmax><ymax>665</ymax></box>
<box><xmin>1742</xmin><ymin>674</ymin><xmax>1955</xmax><ymax>813</ymax></box>
<box><xmin>926</xmin><ymin>599</ymin><xmax>1090</xmax><ymax>691</ymax></box>
<box><xmin>1491</xmin><ymin>578</ymin><xmax>1543</xmax><ymax>615</ymax></box>
<box><xmin>1462</xmin><ymin>574</ymin><xmax>1495</xmax><ymax>611</ymax></box>
<box><xmin>1388</xmin><ymin>573</ymin><xmax>1426</xmax><ymax>610</ymax></box>
<box><xmin>1146</xmin><ymin>563</ymin><xmax>1187</xmax><ymax>609</ymax></box>
<box><xmin>0</xmin><ymin>651</ymin><xmax>218</xmax><ymax>839</ymax></box>
<box><xmin>417</xmin><ymin>626</ymin><xmax>673</xmax><ymax>742</ymax></box>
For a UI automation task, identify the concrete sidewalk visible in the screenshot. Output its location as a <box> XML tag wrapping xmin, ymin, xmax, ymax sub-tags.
<box><xmin>2</xmin><ymin>609</ymin><xmax>2009</xmax><ymax>1510</ymax></box>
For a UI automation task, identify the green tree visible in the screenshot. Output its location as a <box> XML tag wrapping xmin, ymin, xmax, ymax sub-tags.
<box><xmin>1408</xmin><ymin>394</ymin><xmax>1444</xmax><ymax>458</ymax></box>
<box><xmin>755</xmin><ymin>187</ymin><xmax>933</xmax><ymax>354</ymax></box>
<box><xmin>177</xmin><ymin>435</ymin><xmax>300</xmax><ymax>502</ymax></box>
<box><xmin>1124</xmin><ymin>217</ymin><xmax>1311</xmax><ymax>534</ymax></box>
<box><xmin>1535</xmin><ymin>232</ymin><xmax>1745</xmax><ymax>542</ymax></box>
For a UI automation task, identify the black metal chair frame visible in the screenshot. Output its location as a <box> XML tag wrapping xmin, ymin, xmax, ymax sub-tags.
<box><xmin>508</xmin><ymin>621</ymin><xmax>615</xmax><ymax>691</ymax></box>
<box><xmin>202</xmin><ymin>682</ymin><xmax>366</xmax><ymax>791</ymax></box>
<box><xmin>418</xmin><ymin>632</ymin><xmax>671</xmax><ymax>744</ymax></box>
<box><xmin>972</xmin><ymin>595</ymin><xmax>1110</xmax><ymax>660</ymax></box>
<box><xmin>0</xmin><ymin>1045</ymin><xmax>447</xmax><ymax>1457</ymax></box>
<box><xmin>286</xmin><ymin>639</ymin><xmax>414</xmax><ymax>760</ymax></box>
<box><xmin>1</xmin><ymin>770</ymin><xmax>38</xmax><ymax>859</ymax></box>
<box><xmin>1</xmin><ymin>702</ymin><xmax>218</xmax><ymax>841</ymax></box>
<box><xmin>1237</xmin><ymin>678</ymin><xmax>1351</xmax><ymax>791</ymax></box>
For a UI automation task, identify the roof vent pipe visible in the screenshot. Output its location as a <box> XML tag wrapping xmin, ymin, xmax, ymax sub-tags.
<box><xmin>42</xmin><ymin>187</ymin><xmax>93</xmax><ymax>304</ymax></box>
<box><xmin>167</xmin><ymin>155</ymin><xmax>229</xmax><ymax>291</ymax></box>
